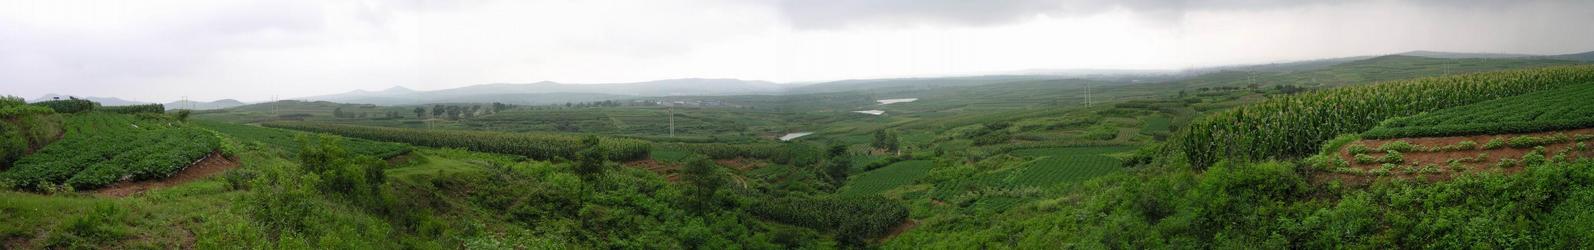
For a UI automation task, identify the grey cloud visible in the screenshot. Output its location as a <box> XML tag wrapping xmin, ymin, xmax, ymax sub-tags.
<box><xmin>0</xmin><ymin>0</ymin><xmax>327</xmax><ymax>99</ymax></box>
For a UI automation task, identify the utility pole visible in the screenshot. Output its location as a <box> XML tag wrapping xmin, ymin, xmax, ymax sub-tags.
<box><xmin>668</xmin><ymin>105</ymin><xmax>675</xmax><ymax>137</ymax></box>
<box><xmin>1085</xmin><ymin>83</ymin><xmax>1092</xmax><ymax>107</ymax></box>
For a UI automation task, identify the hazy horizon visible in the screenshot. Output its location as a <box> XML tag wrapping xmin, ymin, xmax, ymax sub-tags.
<box><xmin>5</xmin><ymin>0</ymin><xmax>1594</xmax><ymax>103</ymax></box>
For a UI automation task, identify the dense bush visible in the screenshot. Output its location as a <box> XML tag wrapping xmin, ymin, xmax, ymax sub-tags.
<box><xmin>97</xmin><ymin>104</ymin><xmax>164</xmax><ymax>114</ymax></box>
<box><xmin>32</xmin><ymin>98</ymin><xmax>98</xmax><ymax>113</ymax></box>
<box><xmin>0</xmin><ymin>96</ymin><xmax>54</xmax><ymax>118</ymax></box>
<box><xmin>0</xmin><ymin>97</ymin><xmax>61</xmax><ymax>169</ymax></box>
<box><xmin>892</xmin><ymin>160</ymin><xmax>1594</xmax><ymax>248</ymax></box>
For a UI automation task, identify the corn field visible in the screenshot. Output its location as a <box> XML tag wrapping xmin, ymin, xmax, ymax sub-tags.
<box><xmin>1172</xmin><ymin>65</ymin><xmax>1594</xmax><ymax>169</ymax></box>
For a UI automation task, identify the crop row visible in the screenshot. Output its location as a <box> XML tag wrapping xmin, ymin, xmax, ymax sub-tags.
<box><xmin>748</xmin><ymin>196</ymin><xmax>908</xmax><ymax>245</ymax></box>
<box><xmin>1172</xmin><ymin>65</ymin><xmax>1594</xmax><ymax>168</ymax></box>
<box><xmin>3</xmin><ymin>113</ymin><xmax>219</xmax><ymax>190</ymax></box>
<box><xmin>1364</xmin><ymin>83</ymin><xmax>1594</xmax><ymax>138</ymax></box>
<box><xmin>263</xmin><ymin>122</ymin><xmax>649</xmax><ymax>161</ymax></box>
<box><xmin>98</xmin><ymin>104</ymin><xmax>166</xmax><ymax>114</ymax></box>
<box><xmin>653</xmin><ymin>142</ymin><xmax>820</xmax><ymax>166</ymax></box>
<box><xmin>196</xmin><ymin>121</ymin><xmax>411</xmax><ymax>159</ymax></box>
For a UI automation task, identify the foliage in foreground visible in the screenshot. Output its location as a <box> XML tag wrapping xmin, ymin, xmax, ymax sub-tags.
<box><xmin>890</xmin><ymin>160</ymin><xmax>1594</xmax><ymax>249</ymax></box>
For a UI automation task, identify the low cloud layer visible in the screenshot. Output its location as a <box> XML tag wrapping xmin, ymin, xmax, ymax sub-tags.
<box><xmin>2</xmin><ymin>0</ymin><xmax>1592</xmax><ymax>102</ymax></box>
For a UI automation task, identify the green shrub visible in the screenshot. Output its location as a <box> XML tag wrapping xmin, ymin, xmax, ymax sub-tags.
<box><xmin>1418</xmin><ymin>164</ymin><xmax>1440</xmax><ymax>174</ymax></box>
<box><xmin>1483</xmin><ymin>138</ymin><xmax>1506</xmax><ymax>149</ymax></box>
<box><xmin>1346</xmin><ymin>144</ymin><xmax>1371</xmax><ymax>155</ymax></box>
<box><xmin>1379</xmin><ymin>150</ymin><xmax>1404</xmax><ymax>164</ymax></box>
<box><xmin>1378</xmin><ymin>141</ymin><xmax>1417</xmax><ymax>152</ymax></box>
<box><xmin>1453</xmin><ymin>140</ymin><xmax>1478</xmax><ymax>151</ymax></box>
<box><xmin>1397</xmin><ymin>165</ymin><xmax>1417</xmax><ymax>174</ymax></box>
<box><xmin>1495</xmin><ymin>158</ymin><xmax>1518</xmax><ymax>168</ymax></box>
<box><xmin>32</xmin><ymin>98</ymin><xmax>97</xmax><ymax>113</ymax></box>
<box><xmin>1319</xmin><ymin>134</ymin><xmax>1361</xmax><ymax>155</ymax></box>
<box><xmin>1354</xmin><ymin>154</ymin><xmax>1377</xmax><ymax>164</ymax></box>
<box><xmin>1331</xmin><ymin>167</ymin><xmax>1364</xmax><ymax>175</ymax></box>
<box><xmin>1369</xmin><ymin>164</ymin><xmax>1393</xmax><ymax>176</ymax></box>
<box><xmin>99</xmin><ymin>104</ymin><xmax>165</xmax><ymax>114</ymax></box>
<box><xmin>1304</xmin><ymin>155</ymin><xmax>1347</xmax><ymax>171</ymax></box>
<box><xmin>1522</xmin><ymin>151</ymin><xmax>1547</xmax><ymax>166</ymax></box>
<box><xmin>1465</xmin><ymin>153</ymin><xmax>1489</xmax><ymax>163</ymax></box>
<box><xmin>1507</xmin><ymin>135</ymin><xmax>1565</xmax><ymax>149</ymax></box>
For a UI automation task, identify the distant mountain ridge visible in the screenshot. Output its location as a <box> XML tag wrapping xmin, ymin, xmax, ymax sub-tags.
<box><xmin>1395</xmin><ymin>50</ymin><xmax>1538</xmax><ymax>59</ymax></box>
<box><xmin>295</xmin><ymin>78</ymin><xmax>789</xmax><ymax>106</ymax></box>
<box><xmin>235</xmin><ymin>49</ymin><xmax>1594</xmax><ymax>106</ymax></box>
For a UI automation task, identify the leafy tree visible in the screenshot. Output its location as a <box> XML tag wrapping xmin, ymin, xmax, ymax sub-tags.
<box><xmin>572</xmin><ymin>136</ymin><xmax>607</xmax><ymax>179</ymax></box>
<box><xmin>680</xmin><ymin>155</ymin><xmax>724</xmax><ymax>211</ymax></box>
<box><xmin>872</xmin><ymin>129</ymin><xmax>899</xmax><ymax>154</ymax></box>
<box><xmin>412</xmin><ymin>107</ymin><xmax>425</xmax><ymax>118</ymax></box>
<box><xmin>824</xmin><ymin>143</ymin><xmax>850</xmax><ymax>185</ymax></box>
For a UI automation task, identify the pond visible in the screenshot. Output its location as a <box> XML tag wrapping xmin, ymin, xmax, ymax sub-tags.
<box><xmin>876</xmin><ymin>98</ymin><xmax>918</xmax><ymax>105</ymax></box>
<box><xmin>779</xmin><ymin>132</ymin><xmax>813</xmax><ymax>141</ymax></box>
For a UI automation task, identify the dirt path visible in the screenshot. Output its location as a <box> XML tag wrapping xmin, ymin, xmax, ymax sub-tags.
<box><xmin>95</xmin><ymin>152</ymin><xmax>239</xmax><ymax>197</ymax></box>
<box><xmin>876</xmin><ymin>219</ymin><xmax>919</xmax><ymax>243</ymax></box>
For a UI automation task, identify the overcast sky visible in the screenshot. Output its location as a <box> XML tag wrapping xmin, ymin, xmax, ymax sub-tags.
<box><xmin>3</xmin><ymin>0</ymin><xmax>1592</xmax><ymax>102</ymax></box>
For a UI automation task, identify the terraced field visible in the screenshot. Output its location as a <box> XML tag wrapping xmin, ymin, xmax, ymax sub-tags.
<box><xmin>1006</xmin><ymin>146</ymin><xmax>1137</xmax><ymax>186</ymax></box>
<box><xmin>2</xmin><ymin>113</ymin><xmax>221</xmax><ymax>190</ymax></box>
<box><xmin>1365</xmin><ymin>83</ymin><xmax>1594</xmax><ymax>139</ymax></box>
<box><xmin>839</xmin><ymin>160</ymin><xmax>932</xmax><ymax>197</ymax></box>
<box><xmin>195</xmin><ymin>121</ymin><xmax>411</xmax><ymax>159</ymax></box>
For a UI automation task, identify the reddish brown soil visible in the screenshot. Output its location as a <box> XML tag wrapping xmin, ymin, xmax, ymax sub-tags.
<box><xmin>877</xmin><ymin>219</ymin><xmax>919</xmax><ymax>243</ymax></box>
<box><xmin>95</xmin><ymin>152</ymin><xmax>239</xmax><ymax>197</ymax></box>
<box><xmin>4</xmin><ymin>236</ymin><xmax>28</xmax><ymax>250</ymax></box>
<box><xmin>1319</xmin><ymin>128</ymin><xmax>1594</xmax><ymax>185</ymax></box>
<box><xmin>625</xmin><ymin>159</ymin><xmax>681</xmax><ymax>182</ymax></box>
<box><xmin>714</xmin><ymin>158</ymin><xmax>768</xmax><ymax>172</ymax></box>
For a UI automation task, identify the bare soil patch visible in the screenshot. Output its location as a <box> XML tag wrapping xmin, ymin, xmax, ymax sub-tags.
<box><xmin>95</xmin><ymin>152</ymin><xmax>239</xmax><ymax>197</ymax></box>
<box><xmin>1318</xmin><ymin>128</ymin><xmax>1594</xmax><ymax>185</ymax></box>
<box><xmin>714</xmin><ymin>158</ymin><xmax>768</xmax><ymax>172</ymax></box>
<box><xmin>625</xmin><ymin>159</ymin><xmax>681</xmax><ymax>182</ymax></box>
<box><xmin>876</xmin><ymin>219</ymin><xmax>919</xmax><ymax>243</ymax></box>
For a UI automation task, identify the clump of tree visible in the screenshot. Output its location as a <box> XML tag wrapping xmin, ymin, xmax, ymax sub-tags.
<box><xmin>872</xmin><ymin>129</ymin><xmax>900</xmax><ymax>154</ymax></box>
